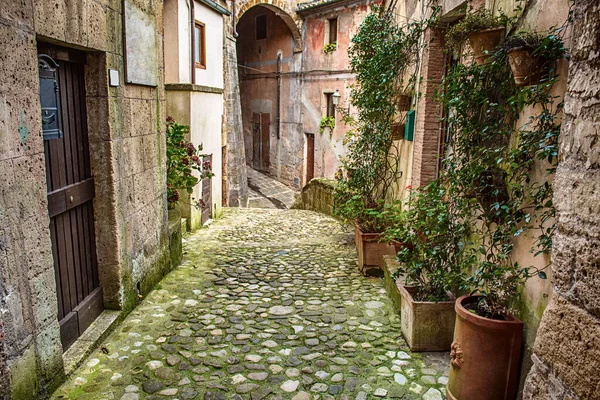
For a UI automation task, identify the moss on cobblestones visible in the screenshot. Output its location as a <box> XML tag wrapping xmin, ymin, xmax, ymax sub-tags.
<box><xmin>53</xmin><ymin>209</ymin><xmax>449</xmax><ymax>400</ymax></box>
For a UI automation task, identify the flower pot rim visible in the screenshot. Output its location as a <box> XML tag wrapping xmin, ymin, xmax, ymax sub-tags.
<box><xmin>469</xmin><ymin>26</ymin><xmax>506</xmax><ymax>36</ymax></box>
<box><xmin>397</xmin><ymin>283</ymin><xmax>455</xmax><ymax>305</ymax></box>
<box><xmin>455</xmin><ymin>295</ymin><xmax>523</xmax><ymax>329</ymax></box>
<box><xmin>507</xmin><ymin>45</ymin><xmax>537</xmax><ymax>54</ymax></box>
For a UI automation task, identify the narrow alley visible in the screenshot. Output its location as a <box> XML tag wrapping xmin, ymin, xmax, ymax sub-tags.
<box><xmin>53</xmin><ymin>209</ymin><xmax>448</xmax><ymax>400</ymax></box>
<box><xmin>247</xmin><ymin>169</ymin><xmax>298</xmax><ymax>209</ymax></box>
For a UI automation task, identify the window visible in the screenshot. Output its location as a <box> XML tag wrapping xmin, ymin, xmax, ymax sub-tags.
<box><xmin>194</xmin><ymin>21</ymin><xmax>206</xmax><ymax>69</ymax></box>
<box><xmin>256</xmin><ymin>14</ymin><xmax>267</xmax><ymax>40</ymax></box>
<box><xmin>328</xmin><ymin>18</ymin><xmax>338</xmax><ymax>45</ymax></box>
<box><xmin>325</xmin><ymin>92</ymin><xmax>335</xmax><ymax>118</ymax></box>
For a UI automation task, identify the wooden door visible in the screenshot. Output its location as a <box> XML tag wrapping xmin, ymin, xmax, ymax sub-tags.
<box><xmin>260</xmin><ymin>113</ymin><xmax>270</xmax><ymax>172</ymax></box>
<box><xmin>306</xmin><ymin>133</ymin><xmax>315</xmax><ymax>183</ymax></box>
<box><xmin>38</xmin><ymin>45</ymin><xmax>102</xmax><ymax>351</ymax></box>
<box><xmin>251</xmin><ymin>112</ymin><xmax>270</xmax><ymax>172</ymax></box>
<box><xmin>201</xmin><ymin>155</ymin><xmax>212</xmax><ymax>224</ymax></box>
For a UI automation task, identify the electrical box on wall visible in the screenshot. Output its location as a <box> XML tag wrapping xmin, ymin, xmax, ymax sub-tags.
<box><xmin>405</xmin><ymin>110</ymin><xmax>415</xmax><ymax>141</ymax></box>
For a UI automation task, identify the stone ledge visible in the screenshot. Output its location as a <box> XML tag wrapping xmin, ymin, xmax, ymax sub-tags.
<box><xmin>164</xmin><ymin>83</ymin><xmax>224</xmax><ymax>94</ymax></box>
<box><xmin>62</xmin><ymin>310</ymin><xmax>120</xmax><ymax>376</ymax></box>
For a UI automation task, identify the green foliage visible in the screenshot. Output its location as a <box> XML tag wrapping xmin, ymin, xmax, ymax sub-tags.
<box><xmin>319</xmin><ymin>116</ymin><xmax>336</xmax><ymax>133</ymax></box>
<box><xmin>436</xmin><ymin>31</ymin><xmax>566</xmax><ymax>318</ymax></box>
<box><xmin>323</xmin><ymin>42</ymin><xmax>337</xmax><ymax>54</ymax></box>
<box><xmin>166</xmin><ymin>116</ymin><xmax>214</xmax><ymax>209</ymax></box>
<box><xmin>384</xmin><ymin>181</ymin><xmax>475</xmax><ymax>301</ymax></box>
<box><xmin>334</xmin><ymin>5</ymin><xmax>436</xmax><ymax>231</ymax></box>
<box><xmin>445</xmin><ymin>9</ymin><xmax>508</xmax><ymax>52</ymax></box>
<box><xmin>503</xmin><ymin>31</ymin><xmax>569</xmax><ymax>60</ymax></box>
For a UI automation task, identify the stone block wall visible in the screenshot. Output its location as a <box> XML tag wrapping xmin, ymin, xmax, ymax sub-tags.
<box><xmin>0</xmin><ymin>0</ymin><xmax>171</xmax><ymax>397</ymax></box>
<box><xmin>291</xmin><ymin>178</ymin><xmax>337</xmax><ymax>216</ymax></box>
<box><xmin>523</xmin><ymin>0</ymin><xmax>600</xmax><ymax>398</ymax></box>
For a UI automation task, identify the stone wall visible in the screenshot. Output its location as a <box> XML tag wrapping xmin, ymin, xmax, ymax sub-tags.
<box><xmin>291</xmin><ymin>178</ymin><xmax>337</xmax><ymax>216</ymax></box>
<box><xmin>523</xmin><ymin>0</ymin><xmax>600</xmax><ymax>398</ymax></box>
<box><xmin>0</xmin><ymin>0</ymin><xmax>171</xmax><ymax>397</ymax></box>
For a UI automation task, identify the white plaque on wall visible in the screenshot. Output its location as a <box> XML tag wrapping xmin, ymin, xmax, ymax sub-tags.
<box><xmin>123</xmin><ymin>0</ymin><xmax>158</xmax><ymax>86</ymax></box>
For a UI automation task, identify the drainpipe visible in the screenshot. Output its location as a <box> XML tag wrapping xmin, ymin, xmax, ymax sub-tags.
<box><xmin>190</xmin><ymin>0</ymin><xmax>196</xmax><ymax>84</ymax></box>
<box><xmin>232</xmin><ymin>0</ymin><xmax>239</xmax><ymax>37</ymax></box>
<box><xmin>277</xmin><ymin>53</ymin><xmax>282</xmax><ymax>140</ymax></box>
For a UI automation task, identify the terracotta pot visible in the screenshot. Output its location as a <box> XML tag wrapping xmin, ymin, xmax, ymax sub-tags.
<box><xmin>398</xmin><ymin>284</ymin><xmax>455</xmax><ymax>351</ymax></box>
<box><xmin>507</xmin><ymin>46</ymin><xmax>551</xmax><ymax>86</ymax></box>
<box><xmin>447</xmin><ymin>295</ymin><xmax>523</xmax><ymax>400</ymax></box>
<box><xmin>354</xmin><ymin>224</ymin><xmax>396</xmax><ymax>277</ymax></box>
<box><xmin>468</xmin><ymin>27</ymin><xmax>505</xmax><ymax>65</ymax></box>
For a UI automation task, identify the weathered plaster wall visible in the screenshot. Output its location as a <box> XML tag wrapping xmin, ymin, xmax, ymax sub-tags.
<box><xmin>523</xmin><ymin>0</ymin><xmax>600</xmax><ymax>398</ymax></box>
<box><xmin>1</xmin><ymin>0</ymin><xmax>170</xmax><ymax>397</ymax></box>
<box><xmin>237</xmin><ymin>5</ymin><xmax>304</xmax><ymax>188</ymax></box>
<box><xmin>300</xmin><ymin>1</ymin><xmax>376</xmax><ymax>182</ymax></box>
<box><xmin>165</xmin><ymin>0</ymin><xmax>226</xmax><ymax>228</ymax></box>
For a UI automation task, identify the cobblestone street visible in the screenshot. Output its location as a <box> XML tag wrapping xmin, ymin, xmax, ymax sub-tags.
<box><xmin>53</xmin><ymin>209</ymin><xmax>449</xmax><ymax>400</ymax></box>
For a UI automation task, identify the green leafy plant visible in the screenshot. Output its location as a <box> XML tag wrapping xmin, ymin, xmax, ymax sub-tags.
<box><xmin>319</xmin><ymin>116</ymin><xmax>336</xmax><ymax>133</ymax></box>
<box><xmin>503</xmin><ymin>31</ymin><xmax>568</xmax><ymax>60</ymax></box>
<box><xmin>323</xmin><ymin>42</ymin><xmax>337</xmax><ymax>54</ymax></box>
<box><xmin>334</xmin><ymin>5</ymin><xmax>437</xmax><ymax>231</ymax></box>
<box><xmin>437</xmin><ymin>30</ymin><xmax>565</xmax><ymax>318</ymax></box>
<box><xmin>384</xmin><ymin>181</ymin><xmax>475</xmax><ymax>301</ymax></box>
<box><xmin>166</xmin><ymin>116</ymin><xmax>214</xmax><ymax>209</ymax></box>
<box><xmin>446</xmin><ymin>9</ymin><xmax>508</xmax><ymax>52</ymax></box>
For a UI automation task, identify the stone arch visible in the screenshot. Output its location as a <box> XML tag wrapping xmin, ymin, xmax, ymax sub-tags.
<box><xmin>236</xmin><ymin>1</ymin><xmax>303</xmax><ymax>52</ymax></box>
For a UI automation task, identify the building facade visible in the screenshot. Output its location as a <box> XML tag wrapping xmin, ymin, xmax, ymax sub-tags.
<box><xmin>164</xmin><ymin>0</ymin><xmax>230</xmax><ymax>229</ymax></box>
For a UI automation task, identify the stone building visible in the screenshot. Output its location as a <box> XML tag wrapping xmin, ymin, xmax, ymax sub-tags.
<box><xmin>235</xmin><ymin>0</ymin><xmax>378</xmax><ymax>189</ymax></box>
<box><xmin>0</xmin><ymin>0</ymin><xmax>178</xmax><ymax>397</ymax></box>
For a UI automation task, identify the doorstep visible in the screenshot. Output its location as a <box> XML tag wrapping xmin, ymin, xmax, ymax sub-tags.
<box><xmin>62</xmin><ymin>310</ymin><xmax>120</xmax><ymax>376</ymax></box>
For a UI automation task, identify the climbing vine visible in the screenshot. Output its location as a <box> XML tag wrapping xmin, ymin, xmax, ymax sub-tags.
<box><xmin>437</xmin><ymin>30</ymin><xmax>567</xmax><ymax>317</ymax></box>
<box><xmin>334</xmin><ymin>5</ymin><xmax>438</xmax><ymax>232</ymax></box>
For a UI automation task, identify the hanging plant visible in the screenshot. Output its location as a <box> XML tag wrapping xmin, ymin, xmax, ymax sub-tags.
<box><xmin>504</xmin><ymin>31</ymin><xmax>568</xmax><ymax>86</ymax></box>
<box><xmin>323</xmin><ymin>42</ymin><xmax>337</xmax><ymax>54</ymax></box>
<box><xmin>319</xmin><ymin>116</ymin><xmax>335</xmax><ymax>133</ymax></box>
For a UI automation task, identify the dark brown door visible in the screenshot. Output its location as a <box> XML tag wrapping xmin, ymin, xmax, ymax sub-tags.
<box><xmin>251</xmin><ymin>112</ymin><xmax>270</xmax><ymax>172</ymax></box>
<box><xmin>260</xmin><ymin>113</ymin><xmax>270</xmax><ymax>172</ymax></box>
<box><xmin>38</xmin><ymin>44</ymin><xmax>102</xmax><ymax>351</ymax></box>
<box><xmin>306</xmin><ymin>133</ymin><xmax>315</xmax><ymax>183</ymax></box>
<box><xmin>201</xmin><ymin>155</ymin><xmax>212</xmax><ymax>224</ymax></box>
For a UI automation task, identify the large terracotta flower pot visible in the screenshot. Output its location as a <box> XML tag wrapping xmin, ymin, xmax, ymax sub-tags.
<box><xmin>447</xmin><ymin>295</ymin><xmax>524</xmax><ymax>400</ymax></box>
<box><xmin>399</xmin><ymin>284</ymin><xmax>455</xmax><ymax>352</ymax></box>
<box><xmin>354</xmin><ymin>225</ymin><xmax>396</xmax><ymax>276</ymax></box>
<box><xmin>468</xmin><ymin>27</ymin><xmax>505</xmax><ymax>65</ymax></box>
<box><xmin>507</xmin><ymin>46</ymin><xmax>550</xmax><ymax>86</ymax></box>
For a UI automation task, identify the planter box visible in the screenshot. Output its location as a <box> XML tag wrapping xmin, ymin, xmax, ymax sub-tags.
<box><xmin>354</xmin><ymin>225</ymin><xmax>396</xmax><ymax>276</ymax></box>
<box><xmin>399</xmin><ymin>284</ymin><xmax>455</xmax><ymax>352</ymax></box>
<box><xmin>383</xmin><ymin>255</ymin><xmax>403</xmax><ymax>311</ymax></box>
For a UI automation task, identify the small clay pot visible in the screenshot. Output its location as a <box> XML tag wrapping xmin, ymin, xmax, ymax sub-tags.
<box><xmin>507</xmin><ymin>46</ymin><xmax>551</xmax><ymax>86</ymax></box>
<box><xmin>468</xmin><ymin>27</ymin><xmax>506</xmax><ymax>65</ymax></box>
<box><xmin>446</xmin><ymin>295</ymin><xmax>524</xmax><ymax>400</ymax></box>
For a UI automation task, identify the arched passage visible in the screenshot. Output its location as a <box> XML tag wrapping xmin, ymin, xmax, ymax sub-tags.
<box><xmin>236</xmin><ymin>1</ymin><xmax>303</xmax><ymax>52</ymax></box>
<box><xmin>237</xmin><ymin>4</ymin><xmax>304</xmax><ymax>188</ymax></box>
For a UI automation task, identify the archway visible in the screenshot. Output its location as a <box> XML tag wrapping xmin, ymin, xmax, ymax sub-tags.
<box><xmin>236</xmin><ymin>5</ymin><xmax>304</xmax><ymax>188</ymax></box>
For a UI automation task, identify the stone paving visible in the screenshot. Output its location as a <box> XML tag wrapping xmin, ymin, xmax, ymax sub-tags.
<box><xmin>53</xmin><ymin>208</ymin><xmax>449</xmax><ymax>400</ymax></box>
<box><xmin>247</xmin><ymin>168</ymin><xmax>298</xmax><ymax>209</ymax></box>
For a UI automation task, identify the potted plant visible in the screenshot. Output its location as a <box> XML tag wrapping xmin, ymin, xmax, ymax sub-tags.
<box><xmin>384</xmin><ymin>181</ymin><xmax>474</xmax><ymax>351</ymax></box>
<box><xmin>334</xmin><ymin>7</ymin><xmax>429</xmax><ymax>276</ymax></box>
<box><xmin>446</xmin><ymin>9</ymin><xmax>507</xmax><ymax>65</ymax></box>
<box><xmin>503</xmin><ymin>32</ymin><xmax>567</xmax><ymax>86</ymax></box>
<box><xmin>447</xmin><ymin>261</ymin><xmax>547</xmax><ymax>400</ymax></box>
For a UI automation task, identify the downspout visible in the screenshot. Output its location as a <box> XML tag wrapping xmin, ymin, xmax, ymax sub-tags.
<box><xmin>232</xmin><ymin>0</ymin><xmax>239</xmax><ymax>37</ymax></box>
<box><xmin>277</xmin><ymin>53</ymin><xmax>282</xmax><ymax>140</ymax></box>
<box><xmin>190</xmin><ymin>0</ymin><xmax>196</xmax><ymax>84</ymax></box>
